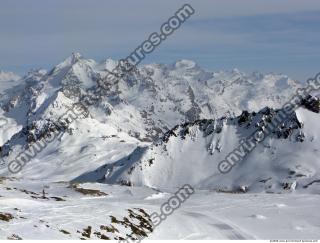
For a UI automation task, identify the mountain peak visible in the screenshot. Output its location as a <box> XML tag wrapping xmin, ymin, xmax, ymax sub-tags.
<box><xmin>71</xmin><ymin>52</ymin><xmax>82</xmax><ymax>62</ymax></box>
<box><xmin>57</xmin><ymin>52</ymin><xmax>83</xmax><ymax>69</ymax></box>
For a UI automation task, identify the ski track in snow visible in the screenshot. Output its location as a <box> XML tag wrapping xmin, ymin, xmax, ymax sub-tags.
<box><xmin>1</xmin><ymin>179</ymin><xmax>320</xmax><ymax>240</ymax></box>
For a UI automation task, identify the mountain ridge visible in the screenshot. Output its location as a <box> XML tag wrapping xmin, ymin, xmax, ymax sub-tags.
<box><xmin>1</xmin><ymin>54</ymin><xmax>319</xmax><ymax>194</ymax></box>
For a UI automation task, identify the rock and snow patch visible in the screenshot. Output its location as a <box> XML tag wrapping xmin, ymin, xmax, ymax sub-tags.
<box><xmin>98</xmin><ymin>107</ymin><xmax>320</xmax><ymax>193</ymax></box>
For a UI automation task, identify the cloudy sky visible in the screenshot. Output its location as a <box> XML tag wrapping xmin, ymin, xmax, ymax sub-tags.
<box><xmin>1</xmin><ymin>0</ymin><xmax>320</xmax><ymax>81</ymax></box>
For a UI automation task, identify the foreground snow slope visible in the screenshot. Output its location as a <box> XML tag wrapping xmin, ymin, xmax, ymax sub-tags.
<box><xmin>0</xmin><ymin>179</ymin><xmax>319</xmax><ymax>240</ymax></box>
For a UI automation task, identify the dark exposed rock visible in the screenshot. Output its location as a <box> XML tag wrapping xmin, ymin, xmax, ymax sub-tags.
<box><xmin>301</xmin><ymin>95</ymin><xmax>320</xmax><ymax>113</ymax></box>
<box><xmin>238</xmin><ymin>110</ymin><xmax>251</xmax><ymax>126</ymax></box>
<box><xmin>0</xmin><ymin>212</ymin><xmax>14</xmax><ymax>222</ymax></box>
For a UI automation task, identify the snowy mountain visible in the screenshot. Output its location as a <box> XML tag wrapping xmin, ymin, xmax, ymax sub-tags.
<box><xmin>94</xmin><ymin>106</ymin><xmax>320</xmax><ymax>194</ymax></box>
<box><xmin>1</xmin><ymin>53</ymin><xmax>320</xmax><ymax>240</ymax></box>
<box><xmin>0</xmin><ymin>53</ymin><xmax>301</xmax><ymax>139</ymax></box>
<box><xmin>1</xmin><ymin>53</ymin><xmax>319</xmax><ymax>190</ymax></box>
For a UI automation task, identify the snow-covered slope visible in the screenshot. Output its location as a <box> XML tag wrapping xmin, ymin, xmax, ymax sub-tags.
<box><xmin>0</xmin><ymin>54</ymin><xmax>301</xmax><ymax>143</ymax></box>
<box><xmin>1</xmin><ymin>178</ymin><xmax>320</xmax><ymax>240</ymax></box>
<box><xmin>86</xmin><ymin>106</ymin><xmax>320</xmax><ymax>193</ymax></box>
<box><xmin>1</xmin><ymin>54</ymin><xmax>320</xmax><ymax>240</ymax></box>
<box><xmin>0</xmin><ymin>71</ymin><xmax>23</xmax><ymax>147</ymax></box>
<box><xmin>0</xmin><ymin>53</ymin><xmax>318</xmax><ymax>194</ymax></box>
